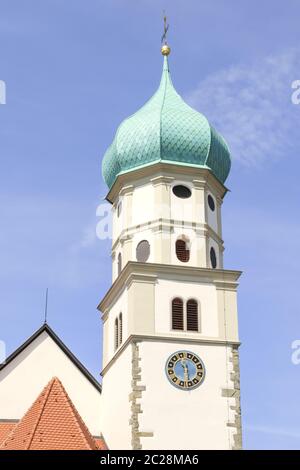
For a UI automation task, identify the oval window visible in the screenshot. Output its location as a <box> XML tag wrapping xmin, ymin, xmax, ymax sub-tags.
<box><xmin>172</xmin><ymin>185</ymin><xmax>191</xmax><ymax>199</ymax></box>
<box><xmin>210</xmin><ymin>247</ymin><xmax>217</xmax><ymax>269</ymax></box>
<box><xmin>208</xmin><ymin>195</ymin><xmax>215</xmax><ymax>211</ymax></box>
<box><xmin>136</xmin><ymin>240</ymin><xmax>150</xmax><ymax>262</ymax></box>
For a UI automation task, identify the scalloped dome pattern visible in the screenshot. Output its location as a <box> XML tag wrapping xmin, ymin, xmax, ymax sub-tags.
<box><xmin>102</xmin><ymin>57</ymin><xmax>231</xmax><ymax>188</ymax></box>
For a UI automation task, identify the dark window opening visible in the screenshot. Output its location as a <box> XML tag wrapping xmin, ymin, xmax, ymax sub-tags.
<box><xmin>208</xmin><ymin>195</ymin><xmax>215</xmax><ymax>211</ymax></box>
<box><xmin>210</xmin><ymin>247</ymin><xmax>217</xmax><ymax>269</ymax></box>
<box><xmin>172</xmin><ymin>185</ymin><xmax>191</xmax><ymax>199</ymax></box>
<box><xmin>187</xmin><ymin>299</ymin><xmax>199</xmax><ymax>332</ymax></box>
<box><xmin>176</xmin><ymin>239</ymin><xmax>190</xmax><ymax>262</ymax></box>
<box><xmin>119</xmin><ymin>313</ymin><xmax>123</xmax><ymax>345</ymax></box>
<box><xmin>114</xmin><ymin>318</ymin><xmax>119</xmax><ymax>351</ymax></box>
<box><xmin>172</xmin><ymin>298</ymin><xmax>184</xmax><ymax>330</ymax></box>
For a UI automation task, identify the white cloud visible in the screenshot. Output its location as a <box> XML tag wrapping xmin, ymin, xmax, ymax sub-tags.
<box><xmin>245</xmin><ymin>424</ymin><xmax>300</xmax><ymax>440</ymax></box>
<box><xmin>70</xmin><ymin>224</ymin><xmax>97</xmax><ymax>251</ymax></box>
<box><xmin>186</xmin><ymin>48</ymin><xmax>300</xmax><ymax>167</ymax></box>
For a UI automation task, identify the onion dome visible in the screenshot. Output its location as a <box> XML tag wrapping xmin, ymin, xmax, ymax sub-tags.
<box><xmin>102</xmin><ymin>54</ymin><xmax>231</xmax><ymax>189</ymax></box>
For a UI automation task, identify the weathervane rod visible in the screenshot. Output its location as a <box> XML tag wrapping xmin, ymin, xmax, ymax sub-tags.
<box><xmin>44</xmin><ymin>288</ymin><xmax>48</xmax><ymax>324</ymax></box>
<box><xmin>161</xmin><ymin>11</ymin><xmax>169</xmax><ymax>45</ymax></box>
<box><xmin>161</xmin><ymin>12</ymin><xmax>171</xmax><ymax>56</ymax></box>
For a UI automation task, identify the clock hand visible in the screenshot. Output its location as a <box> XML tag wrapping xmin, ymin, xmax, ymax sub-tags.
<box><xmin>181</xmin><ymin>359</ymin><xmax>189</xmax><ymax>382</ymax></box>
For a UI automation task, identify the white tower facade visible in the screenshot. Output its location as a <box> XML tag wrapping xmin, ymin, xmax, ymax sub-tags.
<box><xmin>99</xmin><ymin>51</ymin><xmax>242</xmax><ymax>450</ymax></box>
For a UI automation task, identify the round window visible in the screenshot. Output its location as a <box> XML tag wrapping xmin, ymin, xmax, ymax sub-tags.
<box><xmin>136</xmin><ymin>240</ymin><xmax>150</xmax><ymax>262</ymax></box>
<box><xmin>210</xmin><ymin>247</ymin><xmax>217</xmax><ymax>269</ymax></box>
<box><xmin>208</xmin><ymin>195</ymin><xmax>215</xmax><ymax>211</ymax></box>
<box><xmin>172</xmin><ymin>185</ymin><xmax>191</xmax><ymax>199</ymax></box>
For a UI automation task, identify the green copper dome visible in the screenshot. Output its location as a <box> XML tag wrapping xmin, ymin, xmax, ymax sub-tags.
<box><xmin>102</xmin><ymin>56</ymin><xmax>231</xmax><ymax>188</ymax></box>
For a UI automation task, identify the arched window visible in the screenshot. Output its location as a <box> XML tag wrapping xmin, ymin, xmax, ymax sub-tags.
<box><xmin>176</xmin><ymin>239</ymin><xmax>190</xmax><ymax>262</ymax></box>
<box><xmin>186</xmin><ymin>299</ymin><xmax>199</xmax><ymax>332</ymax></box>
<box><xmin>117</xmin><ymin>252</ymin><xmax>122</xmax><ymax>276</ymax></box>
<box><xmin>119</xmin><ymin>313</ymin><xmax>123</xmax><ymax>346</ymax></box>
<box><xmin>114</xmin><ymin>318</ymin><xmax>119</xmax><ymax>351</ymax></box>
<box><xmin>136</xmin><ymin>240</ymin><xmax>150</xmax><ymax>262</ymax></box>
<box><xmin>172</xmin><ymin>298</ymin><xmax>184</xmax><ymax>330</ymax></box>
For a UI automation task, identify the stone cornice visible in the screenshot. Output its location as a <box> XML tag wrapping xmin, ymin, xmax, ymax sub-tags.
<box><xmin>101</xmin><ymin>333</ymin><xmax>241</xmax><ymax>376</ymax></box>
<box><xmin>106</xmin><ymin>163</ymin><xmax>228</xmax><ymax>204</ymax></box>
<box><xmin>98</xmin><ymin>261</ymin><xmax>242</xmax><ymax>313</ymax></box>
<box><xmin>111</xmin><ymin>218</ymin><xmax>224</xmax><ymax>252</ymax></box>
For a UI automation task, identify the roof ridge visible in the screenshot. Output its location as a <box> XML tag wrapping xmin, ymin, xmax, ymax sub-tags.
<box><xmin>158</xmin><ymin>56</ymin><xmax>169</xmax><ymax>162</ymax></box>
<box><xmin>0</xmin><ymin>323</ymin><xmax>101</xmax><ymax>392</ymax></box>
<box><xmin>0</xmin><ymin>377</ymin><xmax>99</xmax><ymax>450</ymax></box>
<box><xmin>26</xmin><ymin>377</ymin><xmax>55</xmax><ymax>449</ymax></box>
<box><xmin>53</xmin><ymin>378</ymin><xmax>97</xmax><ymax>450</ymax></box>
<box><xmin>0</xmin><ymin>377</ymin><xmax>54</xmax><ymax>449</ymax></box>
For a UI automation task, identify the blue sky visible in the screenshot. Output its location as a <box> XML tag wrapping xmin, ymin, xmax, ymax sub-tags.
<box><xmin>0</xmin><ymin>0</ymin><xmax>300</xmax><ymax>449</ymax></box>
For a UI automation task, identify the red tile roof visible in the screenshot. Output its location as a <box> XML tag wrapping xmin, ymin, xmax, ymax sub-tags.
<box><xmin>0</xmin><ymin>422</ymin><xmax>17</xmax><ymax>446</ymax></box>
<box><xmin>0</xmin><ymin>377</ymin><xmax>100</xmax><ymax>450</ymax></box>
<box><xmin>94</xmin><ymin>437</ymin><xmax>108</xmax><ymax>450</ymax></box>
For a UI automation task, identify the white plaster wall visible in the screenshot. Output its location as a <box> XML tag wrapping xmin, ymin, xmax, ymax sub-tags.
<box><xmin>170</xmin><ymin>181</ymin><xmax>194</xmax><ymax>223</ymax></box>
<box><xmin>171</xmin><ymin>227</ymin><xmax>199</xmax><ymax>266</ymax></box>
<box><xmin>139</xmin><ymin>341</ymin><xmax>235</xmax><ymax>450</ymax></box>
<box><xmin>113</xmin><ymin>223</ymin><xmax>208</xmax><ymax>269</ymax></box>
<box><xmin>155</xmin><ymin>279</ymin><xmax>219</xmax><ymax>338</ymax></box>
<box><xmin>100</xmin><ymin>345</ymin><xmax>132</xmax><ymax>450</ymax></box>
<box><xmin>112</xmin><ymin>197</ymin><xmax>124</xmax><ymax>243</ymax></box>
<box><xmin>111</xmin><ymin>178</ymin><xmax>224</xmax><ymax>271</ymax></box>
<box><xmin>103</xmin><ymin>287</ymin><xmax>128</xmax><ymax>367</ymax></box>
<box><xmin>0</xmin><ymin>332</ymin><xmax>101</xmax><ymax>436</ymax></box>
<box><xmin>206</xmin><ymin>191</ymin><xmax>218</xmax><ymax>234</ymax></box>
<box><xmin>131</xmin><ymin>229</ymin><xmax>155</xmax><ymax>263</ymax></box>
<box><xmin>132</xmin><ymin>183</ymin><xmax>155</xmax><ymax>226</ymax></box>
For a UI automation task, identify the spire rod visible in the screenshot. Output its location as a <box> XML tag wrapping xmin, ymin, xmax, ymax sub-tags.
<box><xmin>161</xmin><ymin>12</ymin><xmax>171</xmax><ymax>56</ymax></box>
<box><xmin>44</xmin><ymin>288</ymin><xmax>49</xmax><ymax>324</ymax></box>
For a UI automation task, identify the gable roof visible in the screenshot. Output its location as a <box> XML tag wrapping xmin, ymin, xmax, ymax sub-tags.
<box><xmin>0</xmin><ymin>324</ymin><xmax>101</xmax><ymax>392</ymax></box>
<box><xmin>0</xmin><ymin>377</ymin><xmax>100</xmax><ymax>450</ymax></box>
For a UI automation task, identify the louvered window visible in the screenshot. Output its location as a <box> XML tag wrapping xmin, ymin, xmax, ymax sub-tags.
<box><xmin>117</xmin><ymin>253</ymin><xmax>122</xmax><ymax>276</ymax></box>
<box><xmin>172</xmin><ymin>298</ymin><xmax>184</xmax><ymax>330</ymax></box>
<box><xmin>119</xmin><ymin>313</ymin><xmax>123</xmax><ymax>345</ymax></box>
<box><xmin>114</xmin><ymin>318</ymin><xmax>119</xmax><ymax>351</ymax></box>
<box><xmin>187</xmin><ymin>299</ymin><xmax>199</xmax><ymax>332</ymax></box>
<box><xmin>176</xmin><ymin>239</ymin><xmax>190</xmax><ymax>262</ymax></box>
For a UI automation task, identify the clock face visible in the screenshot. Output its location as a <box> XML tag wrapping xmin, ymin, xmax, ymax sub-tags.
<box><xmin>165</xmin><ymin>350</ymin><xmax>205</xmax><ymax>390</ymax></box>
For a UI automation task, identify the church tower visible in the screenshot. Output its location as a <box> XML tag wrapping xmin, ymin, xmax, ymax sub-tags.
<box><xmin>98</xmin><ymin>39</ymin><xmax>242</xmax><ymax>450</ymax></box>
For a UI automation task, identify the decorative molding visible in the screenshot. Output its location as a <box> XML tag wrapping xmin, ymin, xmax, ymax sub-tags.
<box><xmin>221</xmin><ymin>345</ymin><xmax>242</xmax><ymax>450</ymax></box>
<box><xmin>98</xmin><ymin>261</ymin><xmax>241</xmax><ymax>313</ymax></box>
<box><xmin>126</xmin><ymin>273</ymin><xmax>157</xmax><ymax>290</ymax></box>
<box><xmin>111</xmin><ymin>218</ymin><xmax>224</xmax><ymax>252</ymax></box>
<box><xmin>101</xmin><ymin>334</ymin><xmax>240</xmax><ymax>377</ymax></box>
<box><xmin>150</xmin><ymin>175</ymin><xmax>175</xmax><ymax>186</ymax></box>
<box><xmin>106</xmin><ymin>163</ymin><xmax>228</xmax><ymax>204</ymax></box>
<box><xmin>119</xmin><ymin>184</ymin><xmax>134</xmax><ymax>197</ymax></box>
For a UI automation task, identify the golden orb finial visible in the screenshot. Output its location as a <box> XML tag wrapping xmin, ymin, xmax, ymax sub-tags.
<box><xmin>161</xmin><ymin>44</ymin><xmax>171</xmax><ymax>56</ymax></box>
